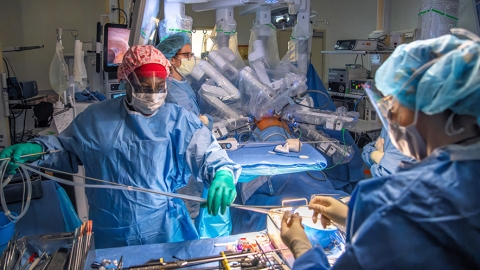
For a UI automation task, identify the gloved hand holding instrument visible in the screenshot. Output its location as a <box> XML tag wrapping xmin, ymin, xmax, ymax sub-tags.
<box><xmin>206</xmin><ymin>170</ymin><xmax>236</xmax><ymax>216</ymax></box>
<box><xmin>0</xmin><ymin>143</ymin><xmax>43</xmax><ymax>174</ymax></box>
<box><xmin>309</xmin><ymin>196</ymin><xmax>348</xmax><ymax>227</ymax></box>
<box><xmin>280</xmin><ymin>211</ymin><xmax>312</xmax><ymax>259</ymax></box>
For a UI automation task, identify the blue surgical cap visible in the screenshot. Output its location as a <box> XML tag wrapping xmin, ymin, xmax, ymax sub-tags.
<box><xmin>375</xmin><ymin>31</ymin><xmax>480</xmax><ymax>123</ymax></box>
<box><xmin>156</xmin><ymin>32</ymin><xmax>191</xmax><ymax>60</ymax></box>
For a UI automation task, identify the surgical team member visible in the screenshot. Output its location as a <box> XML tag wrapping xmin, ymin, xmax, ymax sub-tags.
<box><xmin>0</xmin><ymin>45</ymin><xmax>240</xmax><ymax>249</ymax></box>
<box><xmin>280</xmin><ymin>29</ymin><xmax>480</xmax><ymax>269</ymax></box>
<box><xmin>361</xmin><ymin>127</ymin><xmax>415</xmax><ymax>177</ymax></box>
<box><xmin>156</xmin><ymin>33</ymin><xmax>214</xmax><ymax>130</ymax></box>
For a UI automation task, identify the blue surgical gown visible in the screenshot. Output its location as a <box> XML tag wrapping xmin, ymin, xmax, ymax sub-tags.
<box><xmin>362</xmin><ymin>127</ymin><xmax>416</xmax><ymax>177</ymax></box>
<box><xmin>31</xmin><ymin>97</ymin><xmax>240</xmax><ymax>248</ymax></box>
<box><xmin>293</xmin><ymin>141</ymin><xmax>480</xmax><ymax>269</ymax></box>
<box><xmin>166</xmin><ymin>77</ymin><xmax>214</xmax><ymax>130</ymax></box>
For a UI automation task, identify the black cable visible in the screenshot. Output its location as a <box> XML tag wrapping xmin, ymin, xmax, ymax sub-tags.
<box><xmin>306</xmin><ymin>170</ymin><xmax>327</xmax><ymax>181</ymax></box>
<box><xmin>4</xmin><ymin>56</ymin><xmax>18</xmax><ymax>78</ymax></box>
<box><xmin>9</xmin><ymin>109</ymin><xmax>17</xmax><ymax>144</ymax></box>
<box><xmin>2</xmin><ymin>58</ymin><xmax>10</xmax><ymax>77</ymax></box>
<box><xmin>113</xmin><ymin>8</ymin><xmax>128</xmax><ymax>25</ymax></box>
<box><xmin>20</xmin><ymin>97</ymin><xmax>28</xmax><ymax>142</ymax></box>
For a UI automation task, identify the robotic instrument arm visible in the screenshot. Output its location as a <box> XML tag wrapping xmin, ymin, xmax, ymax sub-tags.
<box><xmin>170</xmin><ymin>0</ymin><xmax>355</xmax><ymax>163</ymax></box>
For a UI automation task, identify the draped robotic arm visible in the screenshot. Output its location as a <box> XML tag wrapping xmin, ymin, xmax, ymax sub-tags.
<box><xmin>157</xmin><ymin>0</ymin><xmax>358</xmax><ymax>164</ymax></box>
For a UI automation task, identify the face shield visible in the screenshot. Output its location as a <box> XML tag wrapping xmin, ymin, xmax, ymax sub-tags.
<box><xmin>125</xmin><ymin>70</ymin><xmax>168</xmax><ymax>115</ymax></box>
<box><xmin>363</xmin><ymin>81</ymin><xmax>390</xmax><ymax>129</ymax></box>
<box><xmin>126</xmin><ymin>71</ymin><xmax>167</xmax><ymax>101</ymax></box>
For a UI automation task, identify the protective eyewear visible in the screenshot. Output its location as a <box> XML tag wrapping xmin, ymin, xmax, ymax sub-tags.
<box><xmin>175</xmin><ymin>52</ymin><xmax>195</xmax><ymax>60</ymax></box>
<box><xmin>126</xmin><ymin>71</ymin><xmax>167</xmax><ymax>95</ymax></box>
<box><xmin>364</xmin><ymin>82</ymin><xmax>390</xmax><ymax>129</ymax></box>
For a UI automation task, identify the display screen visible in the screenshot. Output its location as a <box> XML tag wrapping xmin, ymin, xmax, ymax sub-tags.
<box><xmin>103</xmin><ymin>23</ymin><xmax>130</xmax><ymax>73</ymax></box>
<box><xmin>350</xmin><ymin>80</ymin><xmax>371</xmax><ymax>91</ymax></box>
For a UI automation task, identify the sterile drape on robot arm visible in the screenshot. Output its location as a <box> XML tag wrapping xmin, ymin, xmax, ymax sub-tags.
<box><xmin>248</xmin><ymin>24</ymin><xmax>282</xmax><ymax>85</ymax></box>
<box><xmin>211</xmin><ymin>116</ymin><xmax>252</xmax><ymax>139</ymax></box>
<box><xmin>237</xmin><ymin>66</ymin><xmax>276</xmax><ymax>119</ymax></box>
<box><xmin>248</xmin><ymin>24</ymin><xmax>281</xmax><ymax>69</ymax></box>
<box><xmin>260</xmin><ymin>73</ymin><xmax>308</xmax><ymax>113</ymax></box>
<box><xmin>190</xmin><ymin>60</ymin><xmax>241</xmax><ymax>100</ymax></box>
<box><xmin>415</xmin><ymin>0</ymin><xmax>467</xmax><ymax>40</ymax></box>
<box><xmin>298</xmin><ymin>123</ymin><xmax>354</xmax><ymax>164</ymax></box>
<box><xmin>159</xmin><ymin>14</ymin><xmax>193</xmax><ymax>42</ymax></box>
<box><xmin>207</xmin><ymin>50</ymin><xmax>239</xmax><ymax>82</ymax></box>
<box><xmin>279</xmin><ymin>22</ymin><xmax>313</xmax><ymax>76</ymax></box>
<box><xmin>283</xmin><ymin>105</ymin><xmax>360</xmax><ymax>131</ymax></box>
<box><xmin>209</xmin><ymin>19</ymin><xmax>246</xmax><ymax>70</ymax></box>
<box><xmin>237</xmin><ymin>68</ymin><xmax>309</xmax><ymax>120</ymax></box>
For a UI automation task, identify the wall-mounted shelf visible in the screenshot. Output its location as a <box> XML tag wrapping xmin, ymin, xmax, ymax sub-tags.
<box><xmin>321</xmin><ymin>50</ymin><xmax>393</xmax><ymax>54</ymax></box>
<box><xmin>328</xmin><ymin>91</ymin><xmax>364</xmax><ymax>99</ymax></box>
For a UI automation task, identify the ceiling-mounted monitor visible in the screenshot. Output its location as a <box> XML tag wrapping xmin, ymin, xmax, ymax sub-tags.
<box><xmin>103</xmin><ymin>23</ymin><xmax>130</xmax><ymax>73</ymax></box>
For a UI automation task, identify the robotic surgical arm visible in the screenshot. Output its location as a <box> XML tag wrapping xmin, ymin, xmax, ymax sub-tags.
<box><xmin>190</xmin><ymin>60</ymin><xmax>241</xmax><ymax>101</ymax></box>
<box><xmin>297</xmin><ymin>123</ymin><xmax>354</xmax><ymax>164</ymax></box>
<box><xmin>283</xmin><ymin>105</ymin><xmax>360</xmax><ymax>131</ymax></box>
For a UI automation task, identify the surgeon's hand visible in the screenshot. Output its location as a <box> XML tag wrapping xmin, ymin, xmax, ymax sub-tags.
<box><xmin>309</xmin><ymin>196</ymin><xmax>348</xmax><ymax>227</ymax></box>
<box><xmin>198</xmin><ymin>115</ymin><xmax>209</xmax><ymax>126</ymax></box>
<box><xmin>0</xmin><ymin>143</ymin><xmax>43</xmax><ymax>174</ymax></box>
<box><xmin>370</xmin><ymin>150</ymin><xmax>384</xmax><ymax>164</ymax></box>
<box><xmin>207</xmin><ymin>170</ymin><xmax>236</xmax><ymax>216</ymax></box>
<box><xmin>281</xmin><ymin>211</ymin><xmax>312</xmax><ymax>259</ymax></box>
<box><xmin>374</xmin><ymin>137</ymin><xmax>385</xmax><ymax>151</ymax></box>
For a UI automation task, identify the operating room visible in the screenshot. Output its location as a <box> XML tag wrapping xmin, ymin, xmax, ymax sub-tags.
<box><xmin>0</xmin><ymin>0</ymin><xmax>479</xmax><ymax>269</ymax></box>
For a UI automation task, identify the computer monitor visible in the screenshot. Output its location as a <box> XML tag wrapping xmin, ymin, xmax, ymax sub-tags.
<box><xmin>103</xmin><ymin>23</ymin><xmax>130</xmax><ymax>73</ymax></box>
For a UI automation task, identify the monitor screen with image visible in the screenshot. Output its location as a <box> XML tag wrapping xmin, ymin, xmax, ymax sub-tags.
<box><xmin>103</xmin><ymin>23</ymin><xmax>130</xmax><ymax>73</ymax></box>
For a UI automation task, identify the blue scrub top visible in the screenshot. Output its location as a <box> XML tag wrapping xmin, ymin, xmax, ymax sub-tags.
<box><xmin>166</xmin><ymin>77</ymin><xmax>201</xmax><ymax>115</ymax></box>
<box><xmin>362</xmin><ymin>127</ymin><xmax>416</xmax><ymax>177</ymax></box>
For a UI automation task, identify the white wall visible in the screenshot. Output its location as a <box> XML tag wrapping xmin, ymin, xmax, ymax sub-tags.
<box><xmin>188</xmin><ymin>0</ymin><xmax>477</xmax><ymax>81</ymax></box>
<box><xmin>0</xmin><ymin>0</ymin><xmax>105</xmax><ymax>91</ymax></box>
<box><xmin>1</xmin><ymin>0</ymin><xmax>477</xmax><ymax>90</ymax></box>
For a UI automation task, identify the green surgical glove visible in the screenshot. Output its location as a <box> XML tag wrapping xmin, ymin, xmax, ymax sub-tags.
<box><xmin>207</xmin><ymin>170</ymin><xmax>236</xmax><ymax>216</ymax></box>
<box><xmin>0</xmin><ymin>143</ymin><xmax>43</xmax><ymax>174</ymax></box>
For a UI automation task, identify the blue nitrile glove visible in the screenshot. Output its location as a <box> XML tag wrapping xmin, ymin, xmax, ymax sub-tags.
<box><xmin>0</xmin><ymin>143</ymin><xmax>43</xmax><ymax>174</ymax></box>
<box><xmin>207</xmin><ymin>170</ymin><xmax>236</xmax><ymax>216</ymax></box>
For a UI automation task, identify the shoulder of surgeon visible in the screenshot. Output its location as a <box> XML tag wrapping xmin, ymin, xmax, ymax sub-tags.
<box><xmin>354</xmin><ymin>147</ymin><xmax>480</xmax><ymax>215</ymax></box>
<box><xmin>76</xmin><ymin>97</ymin><xmax>202</xmax><ymax>128</ymax></box>
<box><xmin>158</xmin><ymin>102</ymin><xmax>203</xmax><ymax>128</ymax></box>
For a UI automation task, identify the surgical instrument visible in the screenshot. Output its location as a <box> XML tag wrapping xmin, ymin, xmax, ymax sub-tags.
<box><xmin>0</xmin><ymin>150</ymin><xmax>62</xmax><ymax>162</ymax></box>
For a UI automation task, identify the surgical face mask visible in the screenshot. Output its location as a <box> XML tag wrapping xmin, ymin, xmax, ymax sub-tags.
<box><xmin>387</xmin><ymin>108</ymin><xmax>427</xmax><ymax>161</ymax></box>
<box><xmin>175</xmin><ymin>57</ymin><xmax>196</xmax><ymax>77</ymax></box>
<box><xmin>128</xmin><ymin>93</ymin><xmax>167</xmax><ymax>115</ymax></box>
<box><xmin>125</xmin><ymin>72</ymin><xmax>168</xmax><ymax>115</ymax></box>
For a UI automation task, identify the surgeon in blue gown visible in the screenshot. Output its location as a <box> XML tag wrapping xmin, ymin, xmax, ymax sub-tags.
<box><xmin>0</xmin><ymin>45</ymin><xmax>240</xmax><ymax>249</ymax></box>
<box><xmin>156</xmin><ymin>33</ymin><xmax>214</xmax><ymax>130</ymax></box>
<box><xmin>362</xmin><ymin>127</ymin><xmax>415</xmax><ymax>177</ymax></box>
<box><xmin>280</xmin><ymin>30</ymin><xmax>480</xmax><ymax>269</ymax></box>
